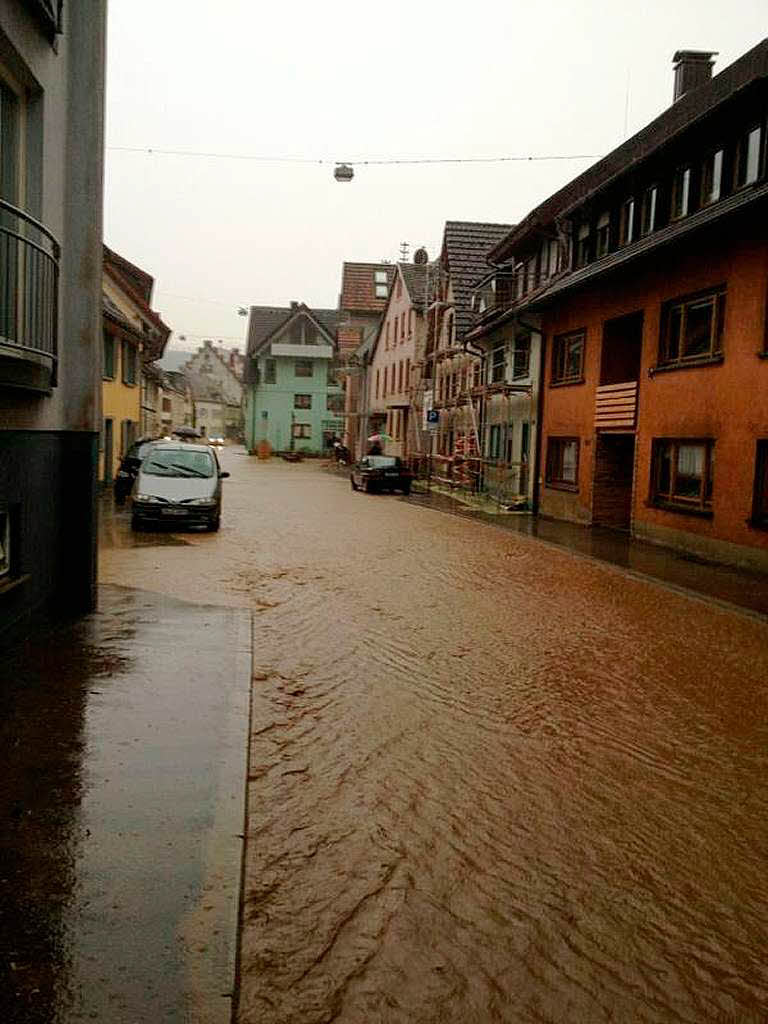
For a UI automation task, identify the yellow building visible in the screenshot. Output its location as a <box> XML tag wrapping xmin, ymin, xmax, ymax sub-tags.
<box><xmin>100</xmin><ymin>247</ymin><xmax>170</xmax><ymax>484</ymax></box>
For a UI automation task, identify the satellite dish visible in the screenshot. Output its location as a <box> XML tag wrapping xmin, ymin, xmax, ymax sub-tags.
<box><xmin>334</xmin><ymin>164</ymin><xmax>354</xmax><ymax>182</ymax></box>
<box><xmin>413</xmin><ymin>247</ymin><xmax>429</xmax><ymax>264</ymax></box>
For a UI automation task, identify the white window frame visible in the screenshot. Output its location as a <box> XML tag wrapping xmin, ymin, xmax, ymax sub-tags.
<box><xmin>374</xmin><ymin>269</ymin><xmax>388</xmax><ymax>299</ymax></box>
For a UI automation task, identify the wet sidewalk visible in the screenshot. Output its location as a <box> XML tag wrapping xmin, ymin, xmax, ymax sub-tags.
<box><xmin>0</xmin><ymin>585</ymin><xmax>251</xmax><ymax>1024</ymax></box>
<box><xmin>402</xmin><ymin>486</ymin><xmax>768</xmax><ymax>620</ymax></box>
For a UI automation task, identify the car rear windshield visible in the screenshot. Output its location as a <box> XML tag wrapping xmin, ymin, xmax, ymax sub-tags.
<box><xmin>142</xmin><ymin>449</ymin><xmax>215</xmax><ymax>478</ymax></box>
<box><xmin>365</xmin><ymin>457</ymin><xmax>398</xmax><ymax>468</ymax></box>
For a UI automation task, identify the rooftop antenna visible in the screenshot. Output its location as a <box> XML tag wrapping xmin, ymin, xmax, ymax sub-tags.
<box><xmin>399</xmin><ymin>241</ymin><xmax>409</xmax><ymax>262</ymax></box>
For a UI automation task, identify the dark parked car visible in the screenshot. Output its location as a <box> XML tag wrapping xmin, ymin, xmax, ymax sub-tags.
<box><xmin>114</xmin><ymin>437</ymin><xmax>161</xmax><ymax>504</ymax></box>
<box><xmin>350</xmin><ymin>455</ymin><xmax>412</xmax><ymax>495</ymax></box>
<box><xmin>131</xmin><ymin>442</ymin><xmax>229</xmax><ymax>532</ymax></box>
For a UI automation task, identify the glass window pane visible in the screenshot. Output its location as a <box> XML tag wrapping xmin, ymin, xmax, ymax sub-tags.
<box><xmin>565</xmin><ymin>337</ymin><xmax>583</xmax><ymax>378</ymax></box>
<box><xmin>746</xmin><ymin>127</ymin><xmax>761</xmax><ymax>184</ymax></box>
<box><xmin>657</xmin><ymin>444</ymin><xmax>671</xmax><ymax>496</ymax></box>
<box><xmin>683</xmin><ymin>299</ymin><xmax>714</xmax><ymax>357</ymax></box>
<box><xmin>674</xmin><ymin>444</ymin><xmax>704</xmax><ymax>498</ymax></box>
<box><xmin>562</xmin><ymin>441</ymin><xmax>577</xmax><ymax>482</ymax></box>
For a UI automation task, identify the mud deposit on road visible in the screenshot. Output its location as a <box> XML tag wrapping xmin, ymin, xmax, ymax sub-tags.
<box><xmin>102</xmin><ymin>453</ymin><xmax>768</xmax><ymax>1023</ymax></box>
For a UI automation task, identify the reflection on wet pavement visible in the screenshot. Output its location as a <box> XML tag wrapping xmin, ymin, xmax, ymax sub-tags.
<box><xmin>407</xmin><ymin>487</ymin><xmax>768</xmax><ymax>619</ymax></box>
<box><xmin>101</xmin><ymin>453</ymin><xmax>768</xmax><ymax>1022</ymax></box>
<box><xmin>0</xmin><ymin>586</ymin><xmax>250</xmax><ymax>1023</ymax></box>
<box><xmin>99</xmin><ymin>497</ymin><xmax>191</xmax><ymax>548</ymax></box>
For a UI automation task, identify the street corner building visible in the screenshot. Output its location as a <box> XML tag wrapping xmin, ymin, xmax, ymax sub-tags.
<box><xmin>243</xmin><ymin>301</ymin><xmax>343</xmax><ymax>455</ymax></box>
<box><xmin>467</xmin><ymin>42</ymin><xmax>768</xmax><ymax>572</ymax></box>
<box><xmin>0</xmin><ymin>1</ymin><xmax>108</xmax><ymax>645</ymax></box>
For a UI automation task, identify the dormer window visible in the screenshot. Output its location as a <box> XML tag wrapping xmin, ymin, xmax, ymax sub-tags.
<box><xmin>735</xmin><ymin>125</ymin><xmax>762</xmax><ymax>188</ymax></box>
<box><xmin>595</xmin><ymin>212</ymin><xmax>611</xmax><ymax>258</ymax></box>
<box><xmin>640</xmin><ymin>185</ymin><xmax>658</xmax><ymax>236</ymax></box>
<box><xmin>671</xmin><ymin>166</ymin><xmax>691</xmax><ymax>219</ymax></box>
<box><xmin>619</xmin><ymin>198</ymin><xmax>635</xmax><ymax>246</ymax></box>
<box><xmin>701</xmin><ymin>149</ymin><xmax>723</xmax><ymax>205</ymax></box>
<box><xmin>374</xmin><ymin>270</ymin><xmax>388</xmax><ymax>298</ymax></box>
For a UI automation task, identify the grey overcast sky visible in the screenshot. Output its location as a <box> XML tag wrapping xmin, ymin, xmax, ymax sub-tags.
<box><xmin>104</xmin><ymin>1</ymin><xmax>767</xmax><ymax>352</ymax></box>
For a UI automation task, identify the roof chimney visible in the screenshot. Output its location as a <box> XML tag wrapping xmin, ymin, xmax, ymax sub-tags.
<box><xmin>673</xmin><ymin>50</ymin><xmax>717</xmax><ymax>102</ymax></box>
<box><xmin>290</xmin><ymin>301</ymin><xmax>299</xmax><ymax>310</ymax></box>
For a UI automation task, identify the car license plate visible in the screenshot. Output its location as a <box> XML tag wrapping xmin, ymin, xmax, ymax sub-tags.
<box><xmin>385</xmin><ymin>470</ymin><xmax>398</xmax><ymax>476</ymax></box>
<box><xmin>162</xmin><ymin>507</ymin><xmax>186</xmax><ymax>516</ymax></box>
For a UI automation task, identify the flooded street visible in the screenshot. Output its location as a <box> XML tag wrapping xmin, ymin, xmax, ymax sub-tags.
<box><xmin>99</xmin><ymin>447</ymin><xmax>768</xmax><ymax>1024</ymax></box>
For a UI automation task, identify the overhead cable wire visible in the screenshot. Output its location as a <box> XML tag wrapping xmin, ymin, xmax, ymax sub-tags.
<box><xmin>107</xmin><ymin>146</ymin><xmax>602</xmax><ymax>166</ymax></box>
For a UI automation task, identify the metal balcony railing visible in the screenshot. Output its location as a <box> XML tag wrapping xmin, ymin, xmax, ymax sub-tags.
<box><xmin>470</xmin><ymin>272</ymin><xmax>516</xmax><ymax>319</ymax></box>
<box><xmin>0</xmin><ymin>199</ymin><xmax>60</xmax><ymax>381</ymax></box>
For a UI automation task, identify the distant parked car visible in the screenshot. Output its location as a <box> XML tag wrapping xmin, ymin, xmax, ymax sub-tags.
<box><xmin>113</xmin><ymin>437</ymin><xmax>161</xmax><ymax>504</ymax></box>
<box><xmin>350</xmin><ymin>455</ymin><xmax>412</xmax><ymax>495</ymax></box>
<box><xmin>131</xmin><ymin>442</ymin><xmax>229</xmax><ymax>532</ymax></box>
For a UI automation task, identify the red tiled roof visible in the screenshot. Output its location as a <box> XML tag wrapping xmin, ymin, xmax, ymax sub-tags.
<box><xmin>340</xmin><ymin>262</ymin><xmax>395</xmax><ymax>313</ymax></box>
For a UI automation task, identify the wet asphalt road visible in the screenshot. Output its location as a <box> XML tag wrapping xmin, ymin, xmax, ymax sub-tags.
<box><xmin>99</xmin><ymin>446</ymin><xmax>768</xmax><ymax>1024</ymax></box>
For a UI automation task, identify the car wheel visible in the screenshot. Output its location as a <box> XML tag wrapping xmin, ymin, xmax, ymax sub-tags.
<box><xmin>402</xmin><ymin>484</ymin><xmax>411</xmax><ymax>496</ymax></box>
<box><xmin>131</xmin><ymin>515</ymin><xmax>141</xmax><ymax>532</ymax></box>
<box><xmin>207</xmin><ymin>517</ymin><xmax>220</xmax><ymax>532</ymax></box>
<box><xmin>363</xmin><ymin>479</ymin><xmax>370</xmax><ymax>493</ymax></box>
<box><xmin>351</xmin><ymin>477</ymin><xmax>358</xmax><ymax>491</ymax></box>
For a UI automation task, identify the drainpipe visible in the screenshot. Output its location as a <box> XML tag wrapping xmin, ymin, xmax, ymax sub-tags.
<box><xmin>532</xmin><ymin>331</ymin><xmax>546</xmax><ymax>515</ymax></box>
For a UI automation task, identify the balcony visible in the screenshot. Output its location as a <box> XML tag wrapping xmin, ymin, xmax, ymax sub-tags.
<box><xmin>0</xmin><ymin>200</ymin><xmax>60</xmax><ymax>392</ymax></box>
<box><xmin>471</xmin><ymin>271</ymin><xmax>516</xmax><ymax>320</ymax></box>
<box><xmin>595</xmin><ymin>381</ymin><xmax>638</xmax><ymax>430</ymax></box>
<box><xmin>270</xmin><ymin>342</ymin><xmax>333</xmax><ymax>359</ymax></box>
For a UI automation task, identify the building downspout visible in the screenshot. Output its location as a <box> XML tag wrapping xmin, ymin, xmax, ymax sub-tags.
<box><xmin>532</xmin><ymin>331</ymin><xmax>546</xmax><ymax>515</ymax></box>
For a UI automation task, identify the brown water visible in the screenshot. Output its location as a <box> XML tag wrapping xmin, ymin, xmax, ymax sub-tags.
<box><xmin>101</xmin><ymin>450</ymin><xmax>768</xmax><ymax>1024</ymax></box>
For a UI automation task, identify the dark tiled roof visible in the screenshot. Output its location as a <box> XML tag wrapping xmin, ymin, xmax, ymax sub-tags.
<box><xmin>442</xmin><ymin>221</ymin><xmax>514</xmax><ymax>339</ymax></box>
<box><xmin>103</xmin><ymin>244</ymin><xmax>154</xmax><ymax>303</ymax></box>
<box><xmin>399</xmin><ymin>262</ymin><xmax>436</xmax><ymax>306</ymax></box>
<box><xmin>490</xmin><ymin>37</ymin><xmax>768</xmax><ymax>263</ymax></box>
<box><xmin>244</xmin><ymin>304</ymin><xmax>339</xmax><ymax>384</ymax></box>
<box><xmin>314</xmin><ymin>308</ymin><xmax>340</xmax><ymax>338</ymax></box>
<box><xmin>340</xmin><ymin>262</ymin><xmax>395</xmax><ymax>313</ymax></box>
<box><xmin>245</xmin><ymin>306</ymin><xmax>293</xmax><ymax>357</ymax></box>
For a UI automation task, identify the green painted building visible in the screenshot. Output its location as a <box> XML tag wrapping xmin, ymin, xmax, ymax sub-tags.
<box><xmin>244</xmin><ymin>302</ymin><xmax>343</xmax><ymax>454</ymax></box>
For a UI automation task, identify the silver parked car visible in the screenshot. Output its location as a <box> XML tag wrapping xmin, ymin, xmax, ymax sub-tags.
<box><xmin>131</xmin><ymin>442</ymin><xmax>229</xmax><ymax>532</ymax></box>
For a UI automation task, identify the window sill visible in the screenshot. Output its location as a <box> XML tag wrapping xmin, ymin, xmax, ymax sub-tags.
<box><xmin>0</xmin><ymin>573</ymin><xmax>30</xmax><ymax>598</ymax></box>
<box><xmin>545</xmin><ymin>481</ymin><xmax>579</xmax><ymax>493</ymax></box>
<box><xmin>647</xmin><ymin>500</ymin><xmax>713</xmax><ymax>519</ymax></box>
<box><xmin>550</xmin><ymin>377</ymin><xmax>585</xmax><ymax>389</ymax></box>
<box><xmin>649</xmin><ymin>355</ymin><xmax>724</xmax><ymax>376</ymax></box>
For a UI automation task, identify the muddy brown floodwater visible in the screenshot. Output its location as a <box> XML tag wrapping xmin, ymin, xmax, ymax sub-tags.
<box><xmin>101</xmin><ymin>449</ymin><xmax>768</xmax><ymax>1024</ymax></box>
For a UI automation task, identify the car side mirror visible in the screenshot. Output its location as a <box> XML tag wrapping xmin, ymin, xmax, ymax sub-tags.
<box><xmin>219</xmin><ymin>471</ymin><xmax>230</xmax><ymax>478</ymax></box>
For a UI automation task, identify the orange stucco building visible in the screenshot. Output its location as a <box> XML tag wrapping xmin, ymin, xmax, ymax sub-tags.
<box><xmin>469</xmin><ymin>42</ymin><xmax>768</xmax><ymax>571</ymax></box>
